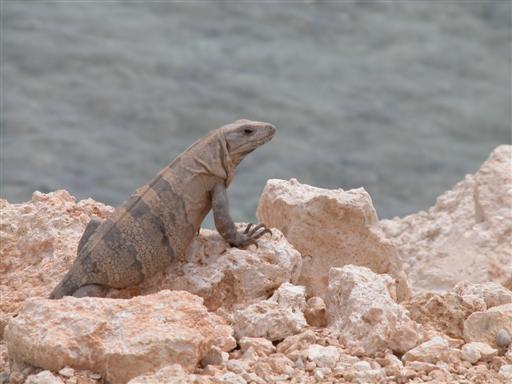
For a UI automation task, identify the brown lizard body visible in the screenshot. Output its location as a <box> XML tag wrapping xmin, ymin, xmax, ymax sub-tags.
<box><xmin>50</xmin><ymin>119</ymin><xmax>275</xmax><ymax>299</ymax></box>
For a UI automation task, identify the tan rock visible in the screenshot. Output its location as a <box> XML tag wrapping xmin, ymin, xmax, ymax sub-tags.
<box><xmin>304</xmin><ymin>297</ymin><xmax>327</xmax><ymax>327</ymax></box>
<box><xmin>200</xmin><ymin>346</ymin><xmax>229</xmax><ymax>367</ymax></box>
<box><xmin>463</xmin><ymin>303</ymin><xmax>512</xmax><ymax>348</ymax></box>
<box><xmin>306</xmin><ymin>344</ymin><xmax>341</xmax><ymax>368</ymax></box>
<box><xmin>125</xmin><ymin>227</ymin><xmax>302</xmax><ymax>311</ymax></box>
<box><xmin>240</xmin><ymin>372</ymin><xmax>265</xmax><ymax>384</ymax></box>
<box><xmin>25</xmin><ymin>371</ymin><xmax>64</xmax><ymax>384</ymax></box>
<box><xmin>353</xmin><ymin>368</ymin><xmax>385</xmax><ymax>383</ymax></box>
<box><xmin>232</xmin><ymin>283</ymin><xmax>307</xmax><ymax>341</ymax></box>
<box><xmin>402</xmin><ymin>336</ymin><xmax>455</xmax><ymax>364</ymax></box>
<box><xmin>352</xmin><ymin>360</ymin><xmax>371</xmax><ymax>371</ymax></box>
<box><xmin>0</xmin><ymin>190</ymin><xmax>113</xmax><ymax>335</ymax></box>
<box><xmin>313</xmin><ymin>367</ymin><xmax>331</xmax><ymax>381</ymax></box>
<box><xmin>0</xmin><ymin>340</ymin><xmax>9</xmax><ymax>381</ymax></box>
<box><xmin>256</xmin><ymin>178</ymin><xmax>409</xmax><ymax>302</ymax></box>
<box><xmin>57</xmin><ymin>367</ymin><xmax>74</xmax><ymax>378</ymax></box>
<box><xmin>239</xmin><ymin>346</ymin><xmax>258</xmax><ymax>363</ymax></box>
<box><xmin>0</xmin><ymin>191</ymin><xmax>301</xmax><ymax>337</ymax></box>
<box><xmin>276</xmin><ymin>330</ymin><xmax>316</xmax><ymax>355</ymax></box>
<box><xmin>377</xmin><ymin>352</ymin><xmax>403</xmax><ymax>377</ymax></box>
<box><xmin>461</xmin><ymin>342</ymin><xmax>497</xmax><ymax>364</ymax></box>
<box><xmin>381</xmin><ymin>145</ymin><xmax>512</xmax><ymax>292</ymax></box>
<box><xmin>454</xmin><ymin>281</ymin><xmax>512</xmax><ymax>309</ymax></box>
<box><xmin>238</xmin><ymin>337</ymin><xmax>275</xmax><ymax>356</ymax></box>
<box><xmin>254</xmin><ymin>354</ymin><xmax>294</xmax><ymax>377</ymax></box>
<box><xmin>4</xmin><ymin>290</ymin><xmax>235</xmax><ymax>384</ymax></box>
<box><xmin>226</xmin><ymin>359</ymin><xmax>250</xmax><ymax>375</ymax></box>
<box><xmin>326</xmin><ymin>265</ymin><xmax>421</xmax><ymax>354</ymax></box>
<box><xmin>127</xmin><ymin>364</ymin><xmax>212</xmax><ymax>384</ymax></box>
<box><xmin>214</xmin><ymin>371</ymin><xmax>247</xmax><ymax>384</ymax></box>
<box><xmin>404</xmin><ymin>361</ymin><xmax>437</xmax><ymax>373</ymax></box>
<box><xmin>404</xmin><ymin>291</ymin><xmax>482</xmax><ymax>338</ymax></box>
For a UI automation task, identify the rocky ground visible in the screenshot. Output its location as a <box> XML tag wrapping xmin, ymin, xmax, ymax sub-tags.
<box><xmin>1</xmin><ymin>145</ymin><xmax>511</xmax><ymax>384</ymax></box>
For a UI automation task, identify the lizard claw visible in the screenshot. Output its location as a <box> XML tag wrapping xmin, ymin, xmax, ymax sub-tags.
<box><xmin>243</xmin><ymin>223</ymin><xmax>254</xmax><ymax>234</ymax></box>
<box><xmin>235</xmin><ymin>223</ymin><xmax>272</xmax><ymax>248</ymax></box>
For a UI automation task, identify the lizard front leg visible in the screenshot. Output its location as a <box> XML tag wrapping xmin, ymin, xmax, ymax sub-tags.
<box><xmin>211</xmin><ymin>182</ymin><xmax>271</xmax><ymax>247</ymax></box>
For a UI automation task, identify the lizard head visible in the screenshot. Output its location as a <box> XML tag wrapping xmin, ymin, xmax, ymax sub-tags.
<box><xmin>222</xmin><ymin>119</ymin><xmax>276</xmax><ymax>165</ymax></box>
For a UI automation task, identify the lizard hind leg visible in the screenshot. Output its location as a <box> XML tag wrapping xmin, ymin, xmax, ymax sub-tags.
<box><xmin>72</xmin><ymin>284</ymin><xmax>108</xmax><ymax>298</ymax></box>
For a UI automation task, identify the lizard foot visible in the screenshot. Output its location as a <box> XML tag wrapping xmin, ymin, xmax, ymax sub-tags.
<box><xmin>244</xmin><ymin>223</ymin><xmax>272</xmax><ymax>238</ymax></box>
<box><xmin>238</xmin><ymin>223</ymin><xmax>272</xmax><ymax>247</ymax></box>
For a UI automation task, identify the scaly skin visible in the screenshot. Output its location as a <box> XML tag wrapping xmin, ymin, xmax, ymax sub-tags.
<box><xmin>50</xmin><ymin>119</ymin><xmax>275</xmax><ymax>299</ymax></box>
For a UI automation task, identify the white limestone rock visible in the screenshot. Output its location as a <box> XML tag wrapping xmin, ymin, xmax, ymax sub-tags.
<box><xmin>0</xmin><ymin>190</ymin><xmax>113</xmax><ymax>336</ymax></box>
<box><xmin>276</xmin><ymin>330</ymin><xmax>317</xmax><ymax>355</ymax></box>
<box><xmin>463</xmin><ymin>303</ymin><xmax>512</xmax><ymax>348</ymax></box>
<box><xmin>454</xmin><ymin>281</ymin><xmax>512</xmax><ymax>309</ymax></box>
<box><xmin>25</xmin><ymin>371</ymin><xmax>64</xmax><ymax>384</ymax></box>
<box><xmin>232</xmin><ymin>283</ymin><xmax>307</xmax><ymax>341</ymax></box>
<box><xmin>402</xmin><ymin>336</ymin><xmax>455</xmax><ymax>364</ymax></box>
<box><xmin>403</xmin><ymin>291</ymin><xmax>484</xmax><ymax>339</ymax></box>
<box><xmin>127</xmin><ymin>364</ymin><xmax>212</xmax><ymax>384</ymax></box>
<box><xmin>381</xmin><ymin>145</ymin><xmax>512</xmax><ymax>292</ymax></box>
<box><xmin>461</xmin><ymin>342</ymin><xmax>497</xmax><ymax>364</ymax></box>
<box><xmin>326</xmin><ymin>265</ymin><xmax>421</xmax><ymax>354</ymax></box>
<box><xmin>306</xmin><ymin>344</ymin><xmax>341</xmax><ymax>369</ymax></box>
<box><xmin>4</xmin><ymin>290</ymin><xmax>235</xmax><ymax>384</ymax></box>
<box><xmin>238</xmin><ymin>337</ymin><xmax>275</xmax><ymax>357</ymax></box>
<box><xmin>120</xmin><ymin>227</ymin><xmax>302</xmax><ymax>311</ymax></box>
<box><xmin>257</xmin><ymin>178</ymin><xmax>410</xmax><ymax>301</ymax></box>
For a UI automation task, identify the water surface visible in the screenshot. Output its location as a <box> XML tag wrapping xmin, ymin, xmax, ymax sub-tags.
<box><xmin>2</xmin><ymin>1</ymin><xmax>511</xmax><ymax>222</ymax></box>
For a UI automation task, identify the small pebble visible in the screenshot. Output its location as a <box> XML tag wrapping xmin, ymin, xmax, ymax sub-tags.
<box><xmin>353</xmin><ymin>361</ymin><xmax>371</xmax><ymax>371</ymax></box>
<box><xmin>314</xmin><ymin>367</ymin><xmax>331</xmax><ymax>381</ymax></box>
<box><xmin>500</xmin><ymin>364</ymin><xmax>512</xmax><ymax>378</ymax></box>
<box><xmin>58</xmin><ymin>367</ymin><xmax>74</xmax><ymax>378</ymax></box>
<box><xmin>496</xmin><ymin>329</ymin><xmax>511</xmax><ymax>348</ymax></box>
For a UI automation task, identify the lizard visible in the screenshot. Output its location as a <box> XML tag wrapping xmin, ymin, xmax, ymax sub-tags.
<box><xmin>49</xmin><ymin>119</ymin><xmax>275</xmax><ymax>299</ymax></box>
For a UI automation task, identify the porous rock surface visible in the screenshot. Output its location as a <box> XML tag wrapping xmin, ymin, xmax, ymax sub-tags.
<box><xmin>403</xmin><ymin>291</ymin><xmax>484</xmax><ymax>339</ymax></box>
<box><xmin>402</xmin><ymin>336</ymin><xmax>457</xmax><ymax>364</ymax></box>
<box><xmin>122</xmin><ymin>226</ymin><xmax>302</xmax><ymax>311</ymax></box>
<box><xmin>463</xmin><ymin>303</ymin><xmax>512</xmax><ymax>348</ymax></box>
<box><xmin>326</xmin><ymin>265</ymin><xmax>421</xmax><ymax>354</ymax></box>
<box><xmin>0</xmin><ymin>191</ymin><xmax>301</xmax><ymax>335</ymax></box>
<box><xmin>381</xmin><ymin>145</ymin><xmax>512</xmax><ymax>293</ymax></box>
<box><xmin>127</xmin><ymin>364</ymin><xmax>211</xmax><ymax>384</ymax></box>
<box><xmin>4</xmin><ymin>290</ymin><xmax>235</xmax><ymax>384</ymax></box>
<box><xmin>0</xmin><ymin>190</ymin><xmax>113</xmax><ymax>335</ymax></box>
<box><xmin>454</xmin><ymin>280</ymin><xmax>512</xmax><ymax>309</ymax></box>
<box><xmin>461</xmin><ymin>342</ymin><xmax>498</xmax><ymax>364</ymax></box>
<box><xmin>231</xmin><ymin>282</ymin><xmax>307</xmax><ymax>341</ymax></box>
<box><xmin>257</xmin><ymin>178</ymin><xmax>410</xmax><ymax>302</ymax></box>
<box><xmin>2</xmin><ymin>145</ymin><xmax>512</xmax><ymax>383</ymax></box>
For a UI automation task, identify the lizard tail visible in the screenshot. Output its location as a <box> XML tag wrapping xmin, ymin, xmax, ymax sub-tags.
<box><xmin>49</xmin><ymin>270</ymin><xmax>80</xmax><ymax>299</ymax></box>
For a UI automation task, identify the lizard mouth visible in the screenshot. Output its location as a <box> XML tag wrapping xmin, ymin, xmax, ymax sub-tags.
<box><xmin>244</xmin><ymin>130</ymin><xmax>275</xmax><ymax>153</ymax></box>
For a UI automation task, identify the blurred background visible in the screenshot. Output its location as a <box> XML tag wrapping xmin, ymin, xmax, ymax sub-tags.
<box><xmin>1</xmin><ymin>0</ymin><xmax>511</xmax><ymax>224</ymax></box>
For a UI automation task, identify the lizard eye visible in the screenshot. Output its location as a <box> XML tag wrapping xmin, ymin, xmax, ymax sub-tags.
<box><xmin>244</xmin><ymin>128</ymin><xmax>254</xmax><ymax>135</ymax></box>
